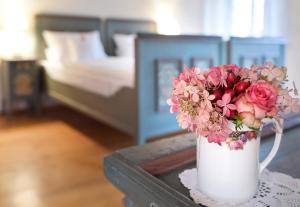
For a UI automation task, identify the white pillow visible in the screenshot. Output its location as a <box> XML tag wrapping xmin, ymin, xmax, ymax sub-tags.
<box><xmin>43</xmin><ymin>30</ymin><xmax>106</xmax><ymax>62</ymax></box>
<box><xmin>43</xmin><ymin>31</ymin><xmax>73</xmax><ymax>62</ymax></box>
<box><xmin>44</xmin><ymin>48</ymin><xmax>62</xmax><ymax>63</ymax></box>
<box><xmin>113</xmin><ymin>33</ymin><xmax>136</xmax><ymax>57</ymax></box>
<box><xmin>68</xmin><ymin>31</ymin><xmax>107</xmax><ymax>61</ymax></box>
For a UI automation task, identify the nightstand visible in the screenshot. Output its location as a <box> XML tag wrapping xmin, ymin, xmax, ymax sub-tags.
<box><xmin>1</xmin><ymin>59</ymin><xmax>40</xmax><ymax>116</ymax></box>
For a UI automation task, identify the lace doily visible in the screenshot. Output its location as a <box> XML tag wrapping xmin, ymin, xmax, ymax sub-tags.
<box><xmin>179</xmin><ymin>168</ymin><xmax>300</xmax><ymax>207</ymax></box>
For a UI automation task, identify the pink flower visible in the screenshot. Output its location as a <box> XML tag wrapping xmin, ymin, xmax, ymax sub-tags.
<box><xmin>277</xmin><ymin>89</ymin><xmax>300</xmax><ymax>114</ymax></box>
<box><xmin>206</xmin><ymin>124</ymin><xmax>231</xmax><ymax>144</ymax></box>
<box><xmin>167</xmin><ymin>97</ymin><xmax>180</xmax><ymax>113</ymax></box>
<box><xmin>283</xmin><ymin>97</ymin><xmax>300</xmax><ymax>114</ymax></box>
<box><xmin>172</xmin><ymin>77</ymin><xmax>180</xmax><ymax>88</ymax></box>
<box><xmin>208</xmin><ymin>135</ymin><xmax>225</xmax><ymax>144</ymax></box>
<box><xmin>207</xmin><ymin>67</ymin><xmax>221</xmax><ymax>86</ymax></box>
<box><xmin>176</xmin><ymin>113</ymin><xmax>190</xmax><ymax>129</ymax></box>
<box><xmin>207</xmin><ymin>66</ymin><xmax>230</xmax><ymax>87</ymax></box>
<box><xmin>224</xmin><ymin>64</ymin><xmax>240</xmax><ymax>75</ymax></box>
<box><xmin>235</xmin><ymin>95</ymin><xmax>266</xmax><ymax>120</ymax></box>
<box><xmin>186</xmin><ymin>86</ymin><xmax>200</xmax><ymax>102</ymax></box>
<box><xmin>239</xmin><ymin>112</ymin><xmax>261</xmax><ymax>128</ymax></box>
<box><xmin>201</xmin><ymin>90</ymin><xmax>215</xmax><ymax>111</ymax></box>
<box><xmin>168</xmin><ymin>64</ymin><xmax>298</xmax><ymax>149</ymax></box>
<box><xmin>173</xmin><ymin>80</ymin><xmax>187</xmax><ymax>96</ymax></box>
<box><xmin>229</xmin><ymin>140</ymin><xmax>244</xmax><ymax>150</ymax></box>
<box><xmin>260</xmin><ymin>62</ymin><xmax>287</xmax><ymax>82</ymax></box>
<box><xmin>178</xmin><ymin>67</ymin><xmax>190</xmax><ymax>82</ymax></box>
<box><xmin>267</xmin><ymin>107</ymin><xmax>278</xmax><ymax>117</ymax></box>
<box><xmin>195</xmin><ymin>109</ymin><xmax>210</xmax><ymax>123</ymax></box>
<box><xmin>235</xmin><ymin>96</ymin><xmax>254</xmax><ymax>113</ymax></box>
<box><xmin>179</xmin><ymin>66</ymin><xmax>205</xmax><ymax>83</ymax></box>
<box><xmin>190</xmin><ymin>67</ymin><xmax>205</xmax><ymax>81</ymax></box>
<box><xmin>219</xmin><ymin>66</ymin><xmax>228</xmax><ymax>87</ymax></box>
<box><xmin>239</xmin><ymin>68</ymin><xmax>249</xmax><ymax>79</ymax></box>
<box><xmin>240</xmin><ymin>66</ymin><xmax>258</xmax><ymax>81</ymax></box>
<box><xmin>235</xmin><ymin>95</ymin><xmax>264</xmax><ymax>128</ymax></box>
<box><xmin>246</xmin><ymin>81</ymin><xmax>278</xmax><ymax>112</ymax></box>
<box><xmin>217</xmin><ymin>94</ymin><xmax>236</xmax><ymax>117</ymax></box>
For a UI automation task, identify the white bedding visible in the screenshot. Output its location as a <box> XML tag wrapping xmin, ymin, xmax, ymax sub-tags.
<box><xmin>41</xmin><ymin>57</ymin><xmax>134</xmax><ymax>97</ymax></box>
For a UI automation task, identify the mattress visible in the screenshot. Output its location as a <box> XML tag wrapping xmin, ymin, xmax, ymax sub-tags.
<box><xmin>41</xmin><ymin>57</ymin><xmax>134</xmax><ymax>97</ymax></box>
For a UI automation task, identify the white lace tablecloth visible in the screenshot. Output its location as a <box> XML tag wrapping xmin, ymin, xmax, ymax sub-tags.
<box><xmin>179</xmin><ymin>168</ymin><xmax>300</xmax><ymax>207</ymax></box>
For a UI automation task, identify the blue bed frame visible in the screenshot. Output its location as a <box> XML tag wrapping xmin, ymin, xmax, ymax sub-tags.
<box><xmin>35</xmin><ymin>14</ymin><xmax>226</xmax><ymax>144</ymax></box>
<box><xmin>228</xmin><ymin>37</ymin><xmax>287</xmax><ymax>67</ymax></box>
<box><xmin>35</xmin><ymin>14</ymin><xmax>287</xmax><ymax>145</ymax></box>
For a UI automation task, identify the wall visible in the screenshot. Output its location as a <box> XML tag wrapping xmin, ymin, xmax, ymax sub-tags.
<box><xmin>0</xmin><ymin>0</ymin><xmax>204</xmax><ymax>34</ymax></box>
<box><xmin>0</xmin><ymin>0</ymin><xmax>204</xmax><ymax>58</ymax></box>
<box><xmin>286</xmin><ymin>0</ymin><xmax>300</xmax><ymax>89</ymax></box>
<box><xmin>264</xmin><ymin>0</ymin><xmax>288</xmax><ymax>37</ymax></box>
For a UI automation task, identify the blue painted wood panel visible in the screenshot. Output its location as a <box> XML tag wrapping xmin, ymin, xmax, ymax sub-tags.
<box><xmin>135</xmin><ymin>34</ymin><xmax>225</xmax><ymax>144</ymax></box>
<box><xmin>228</xmin><ymin>37</ymin><xmax>287</xmax><ymax>67</ymax></box>
<box><xmin>155</xmin><ymin>59</ymin><xmax>181</xmax><ymax>112</ymax></box>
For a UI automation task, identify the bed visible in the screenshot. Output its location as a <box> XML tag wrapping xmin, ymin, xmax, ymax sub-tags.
<box><xmin>41</xmin><ymin>57</ymin><xmax>134</xmax><ymax>97</ymax></box>
<box><xmin>35</xmin><ymin>14</ymin><xmax>227</xmax><ymax>144</ymax></box>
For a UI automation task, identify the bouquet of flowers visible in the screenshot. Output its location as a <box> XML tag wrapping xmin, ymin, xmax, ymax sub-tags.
<box><xmin>167</xmin><ymin>62</ymin><xmax>299</xmax><ymax>150</ymax></box>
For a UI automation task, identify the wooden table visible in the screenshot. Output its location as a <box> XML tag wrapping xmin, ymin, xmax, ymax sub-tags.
<box><xmin>104</xmin><ymin>126</ymin><xmax>300</xmax><ymax>207</ymax></box>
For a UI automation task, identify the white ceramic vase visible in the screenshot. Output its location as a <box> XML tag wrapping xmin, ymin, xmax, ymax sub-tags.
<box><xmin>196</xmin><ymin>119</ymin><xmax>283</xmax><ymax>204</ymax></box>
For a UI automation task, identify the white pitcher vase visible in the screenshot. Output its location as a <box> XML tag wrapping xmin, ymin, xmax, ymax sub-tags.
<box><xmin>196</xmin><ymin>119</ymin><xmax>283</xmax><ymax>204</ymax></box>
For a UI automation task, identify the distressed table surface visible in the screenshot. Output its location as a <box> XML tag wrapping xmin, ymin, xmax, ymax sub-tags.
<box><xmin>104</xmin><ymin>125</ymin><xmax>300</xmax><ymax>207</ymax></box>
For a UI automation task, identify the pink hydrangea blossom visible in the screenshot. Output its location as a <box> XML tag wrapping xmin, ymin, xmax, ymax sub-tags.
<box><xmin>260</xmin><ymin>62</ymin><xmax>287</xmax><ymax>82</ymax></box>
<box><xmin>217</xmin><ymin>94</ymin><xmax>237</xmax><ymax>117</ymax></box>
<box><xmin>176</xmin><ymin>113</ymin><xmax>191</xmax><ymax>129</ymax></box>
<box><xmin>207</xmin><ymin>67</ymin><xmax>221</xmax><ymax>86</ymax></box>
<box><xmin>207</xmin><ymin>66</ymin><xmax>228</xmax><ymax>87</ymax></box>
<box><xmin>167</xmin><ymin>97</ymin><xmax>179</xmax><ymax>113</ymax></box>
<box><xmin>173</xmin><ymin>80</ymin><xmax>187</xmax><ymax>96</ymax></box>
<box><xmin>201</xmin><ymin>90</ymin><xmax>215</xmax><ymax>111</ymax></box>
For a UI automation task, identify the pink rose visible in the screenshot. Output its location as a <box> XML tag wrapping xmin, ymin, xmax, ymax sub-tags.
<box><xmin>235</xmin><ymin>95</ymin><xmax>264</xmax><ymax>128</ymax></box>
<box><xmin>235</xmin><ymin>96</ymin><xmax>266</xmax><ymax>119</ymax></box>
<box><xmin>235</xmin><ymin>96</ymin><xmax>254</xmax><ymax>114</ymax></box>
<box><xmin>245</xmin><ymin>81</ymin><xmax>278</xmax><ymax>112</ymax></box>
<box><xmin>239</xmin><ymin>112</ymin><xmax>261</xmax><ymax>128</ymax></box>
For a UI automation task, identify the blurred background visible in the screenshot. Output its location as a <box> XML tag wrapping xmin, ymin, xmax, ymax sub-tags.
<box><xmin>0</xmin><ymin>0</ymin><xmax>298</xmax><ymax>207</ymax></box>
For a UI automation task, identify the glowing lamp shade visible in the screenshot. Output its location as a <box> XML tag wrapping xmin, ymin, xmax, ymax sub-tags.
<box><xmin>157</xmin><ymin>15</ymin><xmax>181</xmax><ymax>35</ymax></box>
<box><xmin>2</xmin><ymin>0</ymin><xmax>29</xmax><ymax>31</ymax></box>
<box><xmin>0</xmin><ymin>31</ymin><xmax>34</xmax><ymax>59</ymax></box>
<box><xmin>0</xmin><ymin>0</ymin><xmax>34</xmax><ymax>59</ymax></box>
<box><xmin>155</xmin><ymin>3</ymin><xmax>181</xmax><ymax>35</ymax></box>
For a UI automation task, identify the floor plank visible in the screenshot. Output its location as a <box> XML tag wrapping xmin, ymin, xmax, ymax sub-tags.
<box><xmin>0</xmin><ymin>106</ymin><xmax>133</xmax><ymax>207</ymax></box>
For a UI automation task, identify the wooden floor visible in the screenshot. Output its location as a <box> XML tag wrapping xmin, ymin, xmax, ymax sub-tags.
<box><xmin>0</xmin><ymin>106</ymin><xmax>134</xmax><ymax>207</ymax></box>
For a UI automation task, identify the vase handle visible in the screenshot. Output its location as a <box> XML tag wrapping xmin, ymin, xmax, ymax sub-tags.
<box><xmin>259</xmin><ymin>118</ymin><xmax>283</xmax><ymax>174</ymax></box>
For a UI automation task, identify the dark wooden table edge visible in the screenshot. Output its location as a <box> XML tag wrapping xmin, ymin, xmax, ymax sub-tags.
<box><xmin>104</xmin><ymin>153</ymin><xmax>200</xmax><ymax>207</ymax></box>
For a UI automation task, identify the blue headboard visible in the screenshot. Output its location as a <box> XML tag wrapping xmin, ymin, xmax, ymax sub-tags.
<box><xmin>35</xmin><ymin>14</ymin><xmax>103</xmax><ymax>59</ymax></box>
<box><xmin>135</xmin><ymin>34</ymin><xmax>225</xmax><ymax>144</ymax></box>
<box><xmin>105</xmin><ymin>18</ymin><xmax>157</xmax><ymax>56</ymax></box>
<box><xmin>228</xmin><ymin>37</ymin><xmax>287</xmax><ymax>67</ymax></box>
